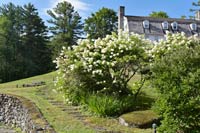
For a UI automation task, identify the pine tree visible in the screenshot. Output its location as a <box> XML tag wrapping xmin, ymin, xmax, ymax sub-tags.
<box><xmin>190</xmin><ymin>0</ymin><xmax>200</xmax><ymax>12</ymax></box>
<box><xmin>0</xmin><ymin>16</ymin><xmax>11</xmax><ymax>82</ymax></box>
<box><xmin>189</xmin><ymin>0</ymin><xmax>200</xmax><ymax>19</ymax></box>
<box><xmin>22</xmin><ymin>3</ymin><xmax>52</xmax><ymax>76</ymax></box>
<box><xmin>0</xmin><ymin>3</ymin><xmax>23</xmax><ymax>82</ymax></box>
<box><xmin>47</xmin><ymin>1</ymin><xmax>83</xmax><ymax>58</ymax></box>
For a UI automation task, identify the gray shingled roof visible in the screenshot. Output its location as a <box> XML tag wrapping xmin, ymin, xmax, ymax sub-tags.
<box><xmin>125</xmin><ymin>15</ymin><xmax>200</xmax><ymax>37</ymax></box>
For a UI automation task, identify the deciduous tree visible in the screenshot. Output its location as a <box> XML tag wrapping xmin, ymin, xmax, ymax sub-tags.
<box><xmin>149</xmin><ymin>11</ymin><xmax>169</xmax><ymax>18</ymax></box>
<box><xmin>84</xmin><ymin>7</ymin><xmax>117</xmax><ymax>39</ymax></box>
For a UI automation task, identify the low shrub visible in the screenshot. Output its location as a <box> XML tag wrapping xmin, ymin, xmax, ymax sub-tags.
<box><xmin>84</xmin><ymin>94</ymin><xmax>136</xmax><ymax>117</ymax></box>
<box><xmin>151</xmin><ymin>33</ymin><xmax>200</xmax><ymax>132</ymax></box>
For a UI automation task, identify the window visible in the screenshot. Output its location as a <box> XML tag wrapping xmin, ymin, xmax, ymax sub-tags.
<box><xmin>143</xmin><ymin>20</ymin><xmax>150</xmax><ymax>29</ymax></box>
<box><xmin>190</xmin><ymin>23</ymin><xmax>197</xmax><ymax>31</ymax></box>
<box><xmin>162</xmin><ymin>21</ymin><xmax>169</xmax><ymax>30</ymax></box>
<box><xmin>171</xmin><ymin>22</ymin><xmax>178</xmax><ymax>30</ymax></box>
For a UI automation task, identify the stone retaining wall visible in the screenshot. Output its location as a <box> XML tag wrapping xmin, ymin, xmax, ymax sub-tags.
<box><xmin>0</xmin><ymin>94</ymin><xmax>55</xmax><ymax>133</ymax></box>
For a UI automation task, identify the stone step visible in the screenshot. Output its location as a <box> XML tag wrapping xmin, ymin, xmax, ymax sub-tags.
<box><xmin>67</xmin><ymin>110</ymin><xmax>81</xmax><ymax>115</ymax></box>
<box><xmin>51</xmin><ymin>103</ymin><xmax>65</xmax><ymax>106</ymax></box>
<box><xmin>46</xmin><ymin>97</ymin><xmax>54</xmax><ymax>100</ymax></box>
<box><xmin>48</xmin><ymin>101</ymin><xmax>65</xmax><ymax>105</ymax></box>
<box><xmin>58</xmin><ymin>106</ymin><xmax>81</xmax><ymax>110</ymax></box>
<box><xmin>35</xmin><ymin>93</ymin><xmax>45</xmax><ymax>96</ymax></box>
<box><xmin>61</xmin><ymin>108</ymin><xmax>80</xmax><ymax>111</ymax></box>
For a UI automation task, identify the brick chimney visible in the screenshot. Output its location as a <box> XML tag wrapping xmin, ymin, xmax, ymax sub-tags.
<box><xmin>118</xmin><ymin>6</ymin><xmax>125</xmax><ymax>31</ymax></box>
<box><xmin>195</xmin><ymin>10</ymin><xmax>200</xmax><ymax>20</ymax></box>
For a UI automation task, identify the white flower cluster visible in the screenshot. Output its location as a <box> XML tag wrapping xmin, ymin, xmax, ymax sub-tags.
<box><xmin>54</xmin><ymin>31</ymin><xmax>148</xmax><ymax>93</ymax></box>
<box><xmin>150</xmin><ymin>32</ymin><xmax>200</xmax><ymax>60</ymax></box>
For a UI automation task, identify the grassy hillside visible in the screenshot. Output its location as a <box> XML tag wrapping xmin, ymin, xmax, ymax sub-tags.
<box><xmin>0</xmin><ymin>72</ymin><xmax>154</xmax><ymax>133</ymax></box>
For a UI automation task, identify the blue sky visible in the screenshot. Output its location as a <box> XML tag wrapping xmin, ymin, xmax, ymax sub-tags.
<box><xmin>0</xmin><ymin>0</ymin><xmax>197</xmax><ymax>25</ymax></box>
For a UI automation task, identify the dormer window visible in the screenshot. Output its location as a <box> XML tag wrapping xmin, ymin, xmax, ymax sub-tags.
<box><xmin>190</xmin><ymin>23</ymin><xmax>197</xmax><ymax>31</ymax></box>
<box><xmin>171</xmin><ymin>22</ymin><xmax>178</xmax><ymax>30</ymax></box>
<box><xmin>143</xmin><ymin>20</ymin><xmax>150</xmax><ymax>29</ymax></box>
<box><xmin>162</xmin><ymin>21</ymin><xmax>169</xmax><ymax>30</ymax></box>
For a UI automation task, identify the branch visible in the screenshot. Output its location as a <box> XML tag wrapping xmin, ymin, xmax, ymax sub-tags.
<box><xmin>125</xmin><ymin>67</ymin><xmax>139</xmax><ymax>84</ymax></box>
<box><xmin>134</xmin><ymin>74</ymin><xmax>146</xmax><ymax>100</ymax></box>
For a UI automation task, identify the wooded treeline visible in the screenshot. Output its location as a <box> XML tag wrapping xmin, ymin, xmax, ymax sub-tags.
<box><xmin>0</xmin><ymin>1</ymin><xmax>118</xmax><ymax>83</ymax></box>
<box><xmin>0</xmin><ymin>3</ymin><xmax>52</xmax><ymax>82</ymax></box>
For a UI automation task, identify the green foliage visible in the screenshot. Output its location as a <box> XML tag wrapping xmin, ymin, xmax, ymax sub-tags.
<box><xmin>0</xmin><ymin>3</ymin><xmax>52</xmax><ymax>82</ymax></box>
<box><xmin>22</xmin><ymin>3</ymin><xmax>52</xmax><ymax>76</ymax></box>
<box><xmin>47</xmin><ymin>1</ymin><xmax>83</xmax><ymax>58</ymax></box>
<box><xmin>149</xmin><ymin>11</ymin><xmax>169</xmax><ymax>18</ymax></box>
<box><xmin>84</xmin><ymin>94</ymin><xmax>135</xmax><ymax>117</ymax></box>
<box><xmin>189</xmin><ymin>0</ymin><xmax>200</xmax><ymax>19</ymax></box>
<box><xmin>181</xmin><ymin>15</ymin><xmax>187</xmax><ymax>19</ymax></box>
<box><xmin>190</xmin><ymin>0</ymin><xmax>200</xmax><ymax>12</ymax></box>
<box><xmin>0</xmin><ymin>16</ymin><xmax>11</xmax><ymax>82</ymax></box>
<box><xmin>0</xmin><ymin>3</ymin><xmax>23</xmax><ymax>82</ymax></box>
<box><xmin>151</xmin><ymin>33</ymin><xmax>200</xmax><ymax>132</ymax></box>
<box><xmin>84</xmin><ymin>7</ymin><xmax>117</xmax><ymax>39</ymax></box>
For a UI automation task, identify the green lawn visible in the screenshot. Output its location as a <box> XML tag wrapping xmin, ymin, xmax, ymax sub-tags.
<box><xmin>0</xmin><ymin>72</ymin><xmax>156</xmax><ymax>133</ymax></box>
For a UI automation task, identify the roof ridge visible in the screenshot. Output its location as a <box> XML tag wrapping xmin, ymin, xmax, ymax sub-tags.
<box><xmin>125</xmin><ymin>15</ymin><xmax>200</xmax><ymax>23</ymax></box>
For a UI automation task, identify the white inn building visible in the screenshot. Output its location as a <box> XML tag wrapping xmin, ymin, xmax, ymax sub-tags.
<box><xmin>118</xmin><ymin>6</ymin><xmax>200</xmax><ymax>41</ymax></box>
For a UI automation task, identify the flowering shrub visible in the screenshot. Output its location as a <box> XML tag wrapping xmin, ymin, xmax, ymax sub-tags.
<box><xmin>150</xmin><ymin>32</ymin><xmax>198</xmax><ymax>60</ymax></box>
<box><xmin>151</xmin><ymin>33</ymin><xmax>200</xmax><ymax>132</ymax></box>
<box><xmin>54</xmin><ymin>32</ymin><xmax>149</xmax><ymax>105</ymax></box>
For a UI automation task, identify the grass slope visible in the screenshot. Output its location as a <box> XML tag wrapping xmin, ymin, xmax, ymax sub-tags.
<box><xmin>0</xmin><ymin>72</ymin><xmax>154</xmax><ymax>133</ymax></box>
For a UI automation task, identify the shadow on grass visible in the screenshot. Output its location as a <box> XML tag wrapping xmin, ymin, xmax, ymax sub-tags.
<box><xmin>134</xmin><ymin>93</ymin><xmax>155</xmax><ymax>111</ymax></box>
